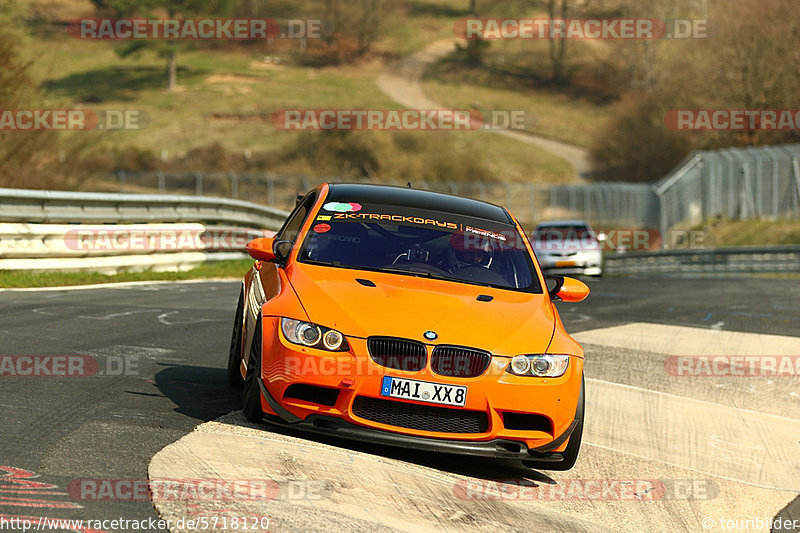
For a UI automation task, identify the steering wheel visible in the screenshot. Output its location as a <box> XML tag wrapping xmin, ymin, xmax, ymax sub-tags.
<box><xmin>450</xmin><ymin>265</ymin><xmax>508</xmax><ymax>286</ymax></box>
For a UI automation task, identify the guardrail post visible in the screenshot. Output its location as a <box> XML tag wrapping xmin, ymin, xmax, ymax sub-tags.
<box><xmin>157</xmin><ymin>170</ymin><xmax>166</xmax><ymax>193</ymax></box>
<box><xmin>770</xmin><ymin>149</ymin><xmax>780</xmax><ymax>218</ymax></box>
<box><xmin>527</xmin><ymin>184</ymin><xmax>535</xmax><ymax>223</ymax></box>
<box><xmin>584</xmin><ymin>188</ymin><xmax>591</xmax><ymax>222</ymax></box>
<box><xmin>117</xmin><ymin>170</ymin><xmax>126</xmax><ymax>192</ymax></box>
<box><xmin>230</xmin><ymin>172</ymin><xmax>239</xmax><ymax>199</ymax></box>
<box><xmin>194</xmin><ymin>171</ymin><xmax>203</xmax><ymax>196</ymax></box>
<box><xmin>569</xmin><ymin>187</ymin><xmax>576</xmax><ymax>216</ymax></box>
<box><xmin>266</xmin><ymin>173</ymin><xmax>275</xmax><ymax>206</ymax></box>
<box><xmin>656</xmin><ymin>189</ymin><xmax>668</xmax><ymax>250</ymax></box>
<box><xmin>792</xmin><ymin>158</ymin><xmax>800</xmax><ymax>217</ymax></box>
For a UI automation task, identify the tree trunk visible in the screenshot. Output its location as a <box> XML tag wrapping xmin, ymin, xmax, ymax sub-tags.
<box><xmin>548</xmin><ymin>0</ymin><xmax>569</xmax><ymax>85</ymax></box>
<box><xmin>466</xmin><ymin>0</ymin><xmax>484</xmax><ymax>65</ymax></box>
<box><xmin>324</xmin><ymin>0</ymin><xmax>339</xmax><ymax>45</ymax></box>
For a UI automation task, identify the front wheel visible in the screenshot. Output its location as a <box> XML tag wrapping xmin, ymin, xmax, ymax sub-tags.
<box><xmin>242</xmin><ymin>316</ymin><xmax>265</xmax><ymax>423</ymax></box>
<box><xmin>523</xmin><ymin>375</ymin><xmax>584</xmax><ymax>471</ymax></box>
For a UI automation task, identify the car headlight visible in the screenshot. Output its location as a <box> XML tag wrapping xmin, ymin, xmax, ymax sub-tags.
<box><xmin>280</xmin><ymin>318</ymin><xmax>349</xmax><ymax>352</ymax></box>
<box><xmin>508</xmin><ymin>354</ymin><xmax>570</xmax><ymax>377</ymax></box>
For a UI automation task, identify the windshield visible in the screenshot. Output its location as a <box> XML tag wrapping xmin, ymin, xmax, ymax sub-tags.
<box><xmin>298</xmin><ymin>203</ymin><xmax>540</xmax><ymax>293</ymax></box>
<box><xmin>534</xmin><ymin>224</ymin><xmax>592</xmax><ymax>237</ymax></box>
<box><xmin>533</xmin><ymin>224</ymin><xmax>599</xmax><ymax>251</ymax></box>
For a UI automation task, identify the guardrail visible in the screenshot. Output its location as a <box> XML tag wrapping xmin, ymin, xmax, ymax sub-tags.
<box><xmin>0</xmin><ymin>188</ymin><xmax>290</xmax><ymax>273</ymax></box>
<box><xmin>0</xmin><ymin>187</ymin><xmax>288</xmax><ymax>228</ymax></box>
<box><xmin>604</xmin><ymin>246</ymin><xmax>800</xmax><ymax>275</ymax></box>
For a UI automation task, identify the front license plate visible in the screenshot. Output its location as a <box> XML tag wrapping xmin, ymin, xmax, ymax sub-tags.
<box><xmin>555</xmin><ymin>260</ymin><xmax>576</xmax><ymax>267</ymax></box>
<box><xmin>380</xmin><ymin>376</ymin><xmax>467</xmax><ymax>407</ymax></box>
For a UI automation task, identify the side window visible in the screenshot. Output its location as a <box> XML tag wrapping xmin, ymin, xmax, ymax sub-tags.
<box><xmin>276</xmin><ymin>193</ymin><xmax>316</xmax><ymax>243</ymax></box>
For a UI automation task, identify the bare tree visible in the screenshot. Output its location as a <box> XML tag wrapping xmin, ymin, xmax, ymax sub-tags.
<box><xmin>698</xmin><ymin>0</ymin><xmax>800</xmax><ymax>143</ymax></box>
<box><xmin>352</xmin><ymin>0</ymin><xmax>384</xmax><ymax>57</ymax></box>
<box><xmin>545</xmin><ymin>0</ymin><xmax>593</xmax><ymax>84</ymax></box>
<box><xmin>319</xmin><ymin>0</ymin><xmax>385</xmax><ymax>59</ymax></box>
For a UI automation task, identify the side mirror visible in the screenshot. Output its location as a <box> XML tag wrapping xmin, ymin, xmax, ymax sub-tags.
<box><xmin>547</xmin><ymin>275</ymin><xmax>590</xmax><ymax>303</ymax></box>
<box><xmin>246</xmin><ymin>237</ymin><xmax>276</xmax><ymax>262</ymax></box>
<box><xmin>274</xmin><ymin>240</ymin><xmax>293</xmax><ymax>262</ymax></box>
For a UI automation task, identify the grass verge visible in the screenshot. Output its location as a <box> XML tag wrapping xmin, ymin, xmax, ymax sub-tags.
<box><xmin>420</xmin><ymin>35</ymin><xmax>614</xmax><ymax>150</ymax></box>
<box><xmin>692</xmin><ymin>219</ymin><xmax>800</xmax><ymax>248</ymax></box>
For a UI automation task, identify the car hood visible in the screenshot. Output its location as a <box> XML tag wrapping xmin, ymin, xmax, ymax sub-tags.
<box><xmin>286</xmin><ymin>263</ymin><xmax>555</xmax><ymax>355</ymax></box>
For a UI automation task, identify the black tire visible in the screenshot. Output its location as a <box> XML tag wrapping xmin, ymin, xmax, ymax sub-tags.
<box><xmin>242</xmin><ymin>315</ymin><xmax>265</xmax><ymax>423</ymax></box>
<box><xmin>226</xmin><ymin>289</ymin><xmax>245</xmax><ymax>387</ymax></box>
<box><xmin>523</xmin><ymin>375</ymin><xmax>584</xmax><ymax>471</ymax></box>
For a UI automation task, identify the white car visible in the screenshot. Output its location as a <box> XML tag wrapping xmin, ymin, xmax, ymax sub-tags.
<box><xmin>532</xmin><ymin>220</ymin><xmax>605</xmax><ymax>277</ymax></box>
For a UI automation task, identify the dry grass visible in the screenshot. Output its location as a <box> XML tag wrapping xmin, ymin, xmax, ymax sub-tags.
<box><xmin>692</xmin><ymin>219</ymin><xmax>800</xmax><ymax>247</ymax></box>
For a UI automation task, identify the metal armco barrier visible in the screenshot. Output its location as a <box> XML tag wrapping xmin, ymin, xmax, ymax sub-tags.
<box><xmin>604</xmin><ymin>246</ymin><xmax>800</xmax><ymax>275</ymax></box>
<box><xmin>0</xmin><ymin>188</ymin><xmax>289</xmax><ymax>273</ymax></box>
<box><xmin>0</xmin><ymin>187</ymin><xmax>288</xmax><ymax>228</ymax></box>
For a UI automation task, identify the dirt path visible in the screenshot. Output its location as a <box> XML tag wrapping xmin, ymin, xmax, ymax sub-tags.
<box><xmin>376</xmin><ymin>39</ymin><xmax>592</xmax><ymax>182</ymax></box>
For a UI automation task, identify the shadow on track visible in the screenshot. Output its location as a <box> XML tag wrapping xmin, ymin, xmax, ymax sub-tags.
<box><xmin>151</xmin><ymin>363</ymin><xmax>241</xmax><ymax>421</ymax></box>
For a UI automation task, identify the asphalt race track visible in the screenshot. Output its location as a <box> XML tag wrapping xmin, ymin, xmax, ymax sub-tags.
<box><xmin>0</xmin><ymin>277</ymin><xmax>798</xmax><ymax>533</ymax></box>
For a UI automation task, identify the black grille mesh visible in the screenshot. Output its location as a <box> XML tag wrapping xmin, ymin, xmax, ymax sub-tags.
<box><xmin>352</xmin><ymin>396</ymin><xmax>488</xmax><ymax>434</ymax></box>
<box><xmin>431</xmin><ymin>345</ymin><xmax>492</xmax><ymax>377</ymax></box>
<box><xmin>367</xmin><ymin>337</ymin><xmax>427</xmax><ymax>372</ymax></box>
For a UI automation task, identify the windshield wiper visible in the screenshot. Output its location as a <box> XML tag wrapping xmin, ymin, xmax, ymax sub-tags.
<box><xmin>377</xmin><ymin>266</ymin><xmax>447</xmax><ymax>279</ymax></box>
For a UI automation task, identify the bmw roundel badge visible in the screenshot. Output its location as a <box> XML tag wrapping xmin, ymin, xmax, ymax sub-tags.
<box><xmin>423</xmin><ymin>331</ymin><xmax>438</xmax><ymax>341</ymax></box>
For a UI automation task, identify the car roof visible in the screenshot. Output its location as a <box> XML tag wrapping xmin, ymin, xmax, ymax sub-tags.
<box><xmin>326</xmin><ymin>183</ymin><xmax>513</xmax><ymax>224</ymax></box>
<box><xmin>535</xmin><ymin>220</ymin><xmax>591</xmax><ymax>228</ymax></box>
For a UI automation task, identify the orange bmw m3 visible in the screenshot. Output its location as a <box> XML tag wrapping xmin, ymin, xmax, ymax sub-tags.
<box><xmin>227</xmin><ymin>183</ymin><xmax>590</xmax><ymax>470</ymax></box>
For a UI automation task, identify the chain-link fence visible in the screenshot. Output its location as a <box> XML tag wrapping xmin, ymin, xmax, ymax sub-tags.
<box><xmin>113</xmin><ymin>143</ymin><xmax>800</xmax><ymax>245</ymax></box>
<box><xmin>655</xmin><ymin>144</ymin><xmax>800</xmax><ymax>237</ymax></box>
<box><xmin>113</xmin><ymin>171</ymin><xmax>658</xmax><ymax>228</ymax></box>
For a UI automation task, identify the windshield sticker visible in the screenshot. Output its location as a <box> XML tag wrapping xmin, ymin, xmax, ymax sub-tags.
<box><xmin>332</xmin><ymin>212</ymin><xmax>459</xmax><ymax>230</ymax></box>
<box><xmin>323</xmin><ymin>201</ymin><xmax>362</xmax><ymax>213</ymax></box>
<box><xmin>313</xmin><ymin>223</ymin><xmax>332</xmax><ymax>233</ymax></box>
<box><xmin>465</xmin><ymin>225</ymin><xmax>508</xmax><ymax>242</ymax></box>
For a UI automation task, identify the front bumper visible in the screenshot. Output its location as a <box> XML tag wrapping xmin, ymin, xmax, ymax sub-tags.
<box><xmin>261</xmin><ymin>411</ymin><xmax>577</xmax><ymax>461</ymax></box>
<box><xmin>537</xmin><ymin>251</ymin><xmax>603</xmax><ymax>275</ymax></box>
<box><xmin>257</xmin><ymin>316</ymin><xmax>584</xmax><ymax>455</ymax></box>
